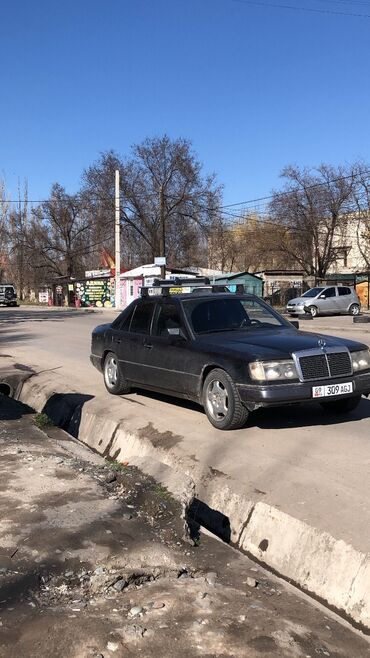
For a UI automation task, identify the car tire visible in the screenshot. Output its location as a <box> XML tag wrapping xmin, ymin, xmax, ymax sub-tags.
<box><xmin>203</xmin><ymin>368</ymin><xmax>249</xmax><ymax>430</ymax></box>
<box><xmin>103</xmin><ymin>352</ymin><xmax>131</xmax><ymax>395</ymax></box>
<box><xmin>349</xmin><ymin>304</ymin><xmax>360</xmax><ymax>316</ymax></box>
<box><xmin>308</xmin><ymin>305</ymin><xmax>318</xmax><ymax>318</ymax></box>
<box><xmin>353</xmin><ymin>315</ymin><xmax>370</xmax><ymax>323</ymax></box>
<box><xmin>320</xmin><ymin>395</ymin><xmax>361</xmax><ymax>414</ymax></box>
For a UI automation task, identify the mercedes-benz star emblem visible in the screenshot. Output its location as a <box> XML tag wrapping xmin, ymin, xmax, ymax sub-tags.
<box><xmin>318</xmin><ymin>339</ymin><xmax>327</xmax><ymax>350</ymax></box>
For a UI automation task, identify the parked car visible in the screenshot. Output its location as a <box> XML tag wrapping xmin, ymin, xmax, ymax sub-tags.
<box><xmin>90</xmin><ymin>288</ymin><xmax>370</xmax><ymax>430</ymax></box>
<box><xmin>0</xmin><ymin>284</ymin><xmax>18</xmax><ymax>307</ymax></box>
<box><xmin>286</xmin><ymin>285</ymin><xmax>360</xmax><ymax>318</ymax></box>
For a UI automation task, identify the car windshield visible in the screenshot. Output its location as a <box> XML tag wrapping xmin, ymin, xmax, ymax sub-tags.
<box><xmin>183</xmin><ymin>296</ymin><xmax>287</xmax><ymax>334</ymax></box>
<box><xmin>302</xmin><ymin>287</ymin><xmax>325</xmax><ymax>298</ymax></box>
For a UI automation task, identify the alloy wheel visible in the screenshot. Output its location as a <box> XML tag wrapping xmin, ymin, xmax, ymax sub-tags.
<box><xmin>104</xmin><ymin>355</ymin><xmax>118</xmax><ymax>389</ymax></box>
<box><xmin>205</xmin><ymin>379</ymin><xmax>229</xmax><ymax>421</ymax></box>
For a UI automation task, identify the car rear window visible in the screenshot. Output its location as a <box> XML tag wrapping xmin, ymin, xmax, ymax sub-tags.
<box><xmin>153</xmin><ymin>303</ymin><xmax>183</xmax><ymax>336</ymax></box>
<box><xmin>113</xmin><ymin>305</ymin><xmax>136</xmax><ymax>331</ymax></box>
<box><xmin>129</xmin><ymin>301</ymin><xmax>155</xmax><ymax>335</ymax></box>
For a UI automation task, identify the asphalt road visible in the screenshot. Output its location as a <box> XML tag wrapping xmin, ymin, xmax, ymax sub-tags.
<box><xmin>1</xmin><ymin>306</ymin><xmax>370</xmax><ymax>555</ymax></box>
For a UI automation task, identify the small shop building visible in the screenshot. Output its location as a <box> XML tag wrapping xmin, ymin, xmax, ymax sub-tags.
<box><xmin>119</xmin><ymin>264</ymin><xmax>198</xmax><ymax>308</ymax></box>
<box><xmin>215</xmin><ymin>271</ymin><xmax>264</xmax><ymax>297</ymax></box>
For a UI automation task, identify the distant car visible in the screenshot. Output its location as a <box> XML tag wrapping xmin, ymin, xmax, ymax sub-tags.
<box><xmin>286</xmin><ymin>285</ymin><xmax>360</xmax><ymax>318</ymax></box>
<box><xmin>0</xmin><ymin>284</ymin><xmax>17</xmax><ymax>307</ymax></box>
<box><xmin>90</xmin><ymin>288</ymin><xmax>370</xmax><ymax>430</ymax></box>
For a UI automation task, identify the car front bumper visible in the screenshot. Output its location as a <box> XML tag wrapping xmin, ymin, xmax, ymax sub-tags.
<box><xmin>286</xmin><ymin>306</ymin><xmax>307</xmax><ymax>315</ymax></box>
<box><xmin>236</xmin><ymin>371</ymin><xmax>370</xmax><ymax>409</ymax></box>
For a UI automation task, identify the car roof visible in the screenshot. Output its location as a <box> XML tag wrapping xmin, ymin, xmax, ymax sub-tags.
<box><xmin>141</xmin><ymin>292</ymin><xmax>260</xmax><ymax>302</ymax></box>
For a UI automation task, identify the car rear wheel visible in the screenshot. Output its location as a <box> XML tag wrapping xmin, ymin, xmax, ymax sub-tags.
<box><xmin>349</xmin><ymin>303</ymin><xmax>360</xmax><ymax>316</ymax></box>
<box><xmin>308</xmin><ymin>305</ymin><xmax>318</xmax><ymax>318</ymax></box>
<box><xmin>203</xmin><ymin>368</ymin><xmax>249</xmax><ymax>430</ymax></box>
<box><xmin>320</xmin><ymin>395</ymin><xmax>361</xmax><ymax>414</ymax></box>
<box><xmin>103</xmin><ymin>352</ymin><xmax>130</xmax><ymax>395</ymax></box>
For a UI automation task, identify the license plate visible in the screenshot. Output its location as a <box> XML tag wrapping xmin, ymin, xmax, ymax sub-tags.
<box><xmin>312</xmin><ymin>382</ymin><xmax>353</xmax><ymax>398</ymax></box>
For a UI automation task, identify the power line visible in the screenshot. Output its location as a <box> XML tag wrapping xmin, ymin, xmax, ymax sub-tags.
<box><xmin>316</xmin><ymin>0</ymin><xmax>370</xmax><ymax>7</ymax></box>
<box><xmin>2</xmin><ymin>170</ymin><xmax>370</xmax><ymax>230</ymax></box>
<box><xmin>220</xmin><ymin>170</ymin><xmax>370</xmax><ymax>210</ymax></box>
<box><xmin>232</xmin><ymin>0</ymin><xmax>370</xmax><ymax>18</ymax></box>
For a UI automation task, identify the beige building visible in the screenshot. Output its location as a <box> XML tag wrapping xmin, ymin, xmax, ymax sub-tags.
<box><xmin>328</xmin><ymin>214</ymin><xmax>370</xmax><ymax>275</ymax></box>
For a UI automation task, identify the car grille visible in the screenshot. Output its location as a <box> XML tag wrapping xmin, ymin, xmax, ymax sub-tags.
<box><xmin>297</xmin><ymin>351</ymin><xmax>352</xmax><ymax>381</ymax></box>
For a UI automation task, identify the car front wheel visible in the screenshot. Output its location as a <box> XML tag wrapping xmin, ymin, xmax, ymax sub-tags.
<box><xmin>203</xmin><ymin>368</ymin><xmax>249</xmax><ymax>430</ymax></box>
<box><xmin>103</xmin><ymin>352</ymin><xmax>130</xmax><ymax>395</ymax></box>
<box><xmin>308</xmin><ymin>305</ymin><xmax>318</xmax><ymax>318</ymax></box>
<box><xmin>320</xmin><ymin>395</ymin><xmax>361</xmax><ymax>414</ymax></box>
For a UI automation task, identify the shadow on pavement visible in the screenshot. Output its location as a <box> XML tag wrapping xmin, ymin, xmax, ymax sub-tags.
<box><xmin>131</xmin><ymin>387</ymin><xmax>201</xmax><ymax>413</ymax></box>
<box><xmin>0</xmin><ymin>395</ymin><xmax>33</xmax><ymax>421</ymax></box>
<box><xmin>128</xmin><ymin>388</ymin><xmax>370</xmax><ymax>431</ymax></box>
<box><xmin>42</xmin><ymin>393</ymin><xmax>94</xmax><ymax>436</ymax></box>
<box><xmin>250</xmin><ymin>397</ymin><xmax>370</xmax><ymax>430</ymax></box>
<box><xmin>0</xmin><ymin>327</ymin><xmax>34</xmax><ymax>345</ymax></box>
<box><xmin>0</xmin><ymin>308</ymin><xmax>100</xmax><ymax>324</ymax></box>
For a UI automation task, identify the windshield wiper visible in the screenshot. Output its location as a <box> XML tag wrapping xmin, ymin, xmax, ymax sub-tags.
<box><xmin>197</xmin><ymin>327</ymin><xmax>251</xmax><ymax>334</ymax></box>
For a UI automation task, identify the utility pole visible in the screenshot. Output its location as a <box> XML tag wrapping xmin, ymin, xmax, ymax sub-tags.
<box><xmin>159</xmin><ymin>185</ymin><xmax>166</xmax><ymax>279</ymax></box>
<box><xmin>115</xmin><ymin>169</ymin><xmax>121</xmax><ymax>309</ymax></box>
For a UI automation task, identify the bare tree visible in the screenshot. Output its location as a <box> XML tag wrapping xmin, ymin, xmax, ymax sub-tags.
<box><xmin>30</xmin><ymin>184</ymin><xmax>92</xmax><ymax>278</ymax></box>
<box><xmin>83</xmin><ymin>136</ymin><xmax>222</xmax><ymax>268</ymax></box>
<box><xmin>6</xmin><ymin>180</ymin><xmax>32</xmax><ymax>299</ymax></box>
<box><xmin>207</xmin><ymin>213</ymin><xmax>293</xmax><ymax>274</ymax></box>
<box><xmin>0</xmin><ymin>180</ymin><xmax>10</xmax><ymax>283</ymax></box>
<box><xmin>268</xmin><ymin>165</ymin><xmax>355</xmax><ymax>279</ymax></box>
<box><xmin>207</xmin><ymin>217</ymin><xmax>237</xmax><ymax>272</ymax></box>
<box><xmin>350</xmin><ymin>162</ymin><xmax>370</xmax><ymax>268</ymax></box>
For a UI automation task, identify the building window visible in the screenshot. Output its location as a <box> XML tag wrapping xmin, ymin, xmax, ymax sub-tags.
<box><xmin>332</xmin><ymin>247</ymin><xmax>350</xmax><ymax>268</ymax></box>
<box><xmin>130</xmin><ymin>284</ymin><xmax>134</xmax><ymax>296</ymax></box>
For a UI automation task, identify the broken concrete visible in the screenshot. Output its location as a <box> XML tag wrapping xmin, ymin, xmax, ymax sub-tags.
<box><xmin>2</xmin><ymin>358</ymin><xmax>370</xmax><ymax>632</ymax></box>
<box><xmin>1</xmin><ymin>393</ymin><xmax>369</xmax><ymax>658</ymax></box>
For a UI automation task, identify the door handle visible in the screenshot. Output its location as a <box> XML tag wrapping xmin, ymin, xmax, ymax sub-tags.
<box><xmin>143</xmin><ymin>342</ymin><xmax>153</xmax><ymax>349</ymax></box>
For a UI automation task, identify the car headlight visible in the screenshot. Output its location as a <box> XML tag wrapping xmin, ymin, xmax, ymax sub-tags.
<box><xmin>249</xmin><ymin>360</ymin><xmax>299</xmax><ymax>381</ymax></box>
<box><xmin>351</xmin><ymin>349</ymin><xmax>370</xmax><ymax>372</ymax></box>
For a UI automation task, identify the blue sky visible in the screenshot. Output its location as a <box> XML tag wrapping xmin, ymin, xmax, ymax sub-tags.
<box><xmin>1</xmin><ymin>0</ymin><xmax>370</xmax><ymax>207</ymax></box>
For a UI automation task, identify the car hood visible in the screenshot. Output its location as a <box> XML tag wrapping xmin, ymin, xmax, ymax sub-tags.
<box><xmin>286</xmin><ymin>296</ymin><xmax>313</xmax><ymax>305</ymax></box>
<box><xmin>197</xmin><ymin>328</ymin><xmax>366</xmax><ymax>359</ymax></box>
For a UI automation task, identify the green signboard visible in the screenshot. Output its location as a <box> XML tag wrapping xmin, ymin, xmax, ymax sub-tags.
<box><xmin>76</xmin><ymin>278</ymin><xmax>114</xmax><ymax>307</ymax></box>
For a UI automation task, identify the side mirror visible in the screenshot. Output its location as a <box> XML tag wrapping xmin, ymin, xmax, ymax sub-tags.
<box><xmin>290</xmin><ymin>320</ymin><xmax>299</xmax><ymax>329</ymax></box>
<box><xmin>167</xmin><ymin>327</ymin><xmax>187</xmax><ymax>341</ymax></box>
<box><xmin>319</xmin><ymin>294</ymin><xmax>326</xmax><ymax>299</ymax></box>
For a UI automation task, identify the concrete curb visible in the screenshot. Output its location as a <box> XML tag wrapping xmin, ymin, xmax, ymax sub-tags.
<box><xmin>11</xmin><ymin>368</ymin><xmax>195</xmax><ymax>540</ymax></box>
<box><xmin>1</xmin><ymin>363</ymin><xmax>369</xmax><ymax>631</ymax></box>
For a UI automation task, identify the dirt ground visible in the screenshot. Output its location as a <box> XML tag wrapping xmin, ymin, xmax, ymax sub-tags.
<box><xmin>0</xmin><ymin>394</ymin><xmax>369</xmax><ymax>658</ymax></box>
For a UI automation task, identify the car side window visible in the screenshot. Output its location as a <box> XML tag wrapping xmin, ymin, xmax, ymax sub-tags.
<box><xmin>338</xmin><ymin>287</ymin><xmax>351</xmax><ymax>296</ymax></box>
<box><xmin>323</xmin><ymin>287</ymin><xmax>336</xmax><ymax>298</ymax></box>
<box><xmin>153</xmin><ymin>302</ymin><xmax>184</xmax><ymax>337</ymax></box>
<box><xmin>130</xmin><ymin>301</ymin><xmax>155</xmax><ymax>335</ymax></box>
<box><xmin>114</xmin><ymin>306</ymin><xmax>136</xmax><ymax>331</ymax></box>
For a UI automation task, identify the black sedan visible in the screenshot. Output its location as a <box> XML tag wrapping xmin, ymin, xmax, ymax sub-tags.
<box><xmin>90</xmin><ymin>290</ymin><xmax>370</xmax><ymax>430</ymax></box>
